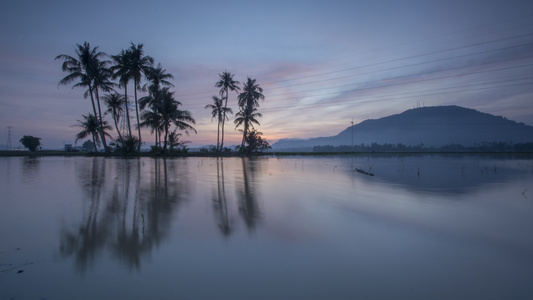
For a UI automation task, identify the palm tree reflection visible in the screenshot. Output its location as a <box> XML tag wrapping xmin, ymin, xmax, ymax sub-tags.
<box><xmin>60</xmin><ymin>157</ymin><xmax>108</xmax><ymax>272</ymax></box>
<box><xmin>237</xmin><ymin>158</ymin><xmax>261</xmax><ymax>232</ymax></box>
<box><xmin>60</xmin><ymin>158</ymin><xmax>188</xmax><ymax>272</ymax></box>
<box><xmin>212</xmin><ymin>158</ymin><xmax>234</xmax><ymax>237</ymax></box>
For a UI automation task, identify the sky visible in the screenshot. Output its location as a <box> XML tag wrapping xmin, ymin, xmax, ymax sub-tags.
<box><xmin>1</xmin><ymin>0</ymin><xmax>533</xmax><ymax>149</ymax></box>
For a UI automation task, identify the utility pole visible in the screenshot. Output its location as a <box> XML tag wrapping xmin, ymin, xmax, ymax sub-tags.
<box><xmin>6</xmin><ymin>126</ymin><xmax>13</xmax><ymax>150</ymax></box>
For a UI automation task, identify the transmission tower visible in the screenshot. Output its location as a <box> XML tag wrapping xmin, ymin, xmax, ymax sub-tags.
<box><xmin>6</xmin><ymin>126</ymin><xmax>13</xmax><ymax>150</ymax></box>
<box><xmin>119</xmin><ymin>101</ymin><xmax>131</xmax><ymax>138</ymax></box>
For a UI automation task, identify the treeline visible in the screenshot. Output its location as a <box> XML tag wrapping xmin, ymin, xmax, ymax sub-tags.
<box><xmin>57</xmin><ymin>42</ymin><xmax>194</xmax><ymax>154</ymax></box>
<box><xmin>206</xmin><ymin>72</ymin><xmax>270</xmax><ymax>154</ymax></box>
<box><xmin>313</xmin><ymin>142</ymin><xmax>533</xmax><ymax>153</ymax></box>
<box><xmin>56</xmin><ymin>42</ymin><xmax>270</xmax><ymax>155</ymax></box>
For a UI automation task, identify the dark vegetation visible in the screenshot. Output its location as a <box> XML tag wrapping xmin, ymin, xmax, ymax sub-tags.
<box><xmin>54</xmin><ymin>42</ymin><xmax>270</xmax><ymax>157</ymax></box>
<box><xmin>19</xmin><ymin>136</ymin><xmax>42</xmax><ymax>152</ymax></box>
<box><xmin>313</xmin><ymin>141</ymin><xmax>533</xmax><ymax>153</ymax></box>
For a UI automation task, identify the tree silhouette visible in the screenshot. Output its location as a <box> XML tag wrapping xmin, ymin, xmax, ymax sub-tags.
<box><xmin>234</xmin><ymin>105</ymin><xmax>262</xmax><ymax>149</ymax></box>
<box><xmin>205</xmin><ymin>95</ymin><xmax>232</xmax><ymax>151</ymax></box>
<box><xmin>142</xmin><ymin>63</ymin><xmax>174</xmax><ymax>95</ymax></box>
<box><xmin>111</xmin><ymin>49</ymin><xmax>133</xmax><ymax>137</ymax></box>
<box><xmin>238</xmin><ymin>77</ymin><xmax>264</xmax><ymax>109</ymax></box>
<box><xmin>243</xmin><ymin>130</ymin><xmax>270</xmax><ymax>153</ymax></box>
<box><xmin>19</xmin><ymin>135</ymin><xmax>41</xmax><ymax>152</ymax></box>
<box><xmin>141</xmin><ymin>88</ymin><xmax>196</xmax><ymax>151</ymax></box>
<box><xmin>74</xmin><ymin>114</ymin><xmax>111</xmax><ymax>152</ymax></box>
<box><xmin>215</xmin><ymin>71</ymin><xmax>240</xmax><ymax>151</ymax></box>
<box><xmin>56</xmin><ymin>42</ymin><xmax>110</xmax><ymax>152</ymax></box>
<box><xmin>91</xmin><ymin>60</ymin><xmax>115</xmax><ymax>151</ymax></box>
<box><xmin>235</xmin><ymin>77</ymin><xmax>265</xmax><ymax>150</ymax></box>
<box><xmin>103</xmin><ymin>92</ymin><xmax>125</xmax><ymax>143</ymax></box>
<box><xmin>139</xmin><ymin>62</ymin><xmax>174</xmax><ymax>148</ymax></box>
<box><xmin>139</xmin><ymin>109</ymin><xmax>163</xmax><ymax>147</ymax></box>
<box><xmin>127</xmin><ymin>43</ymin><xmax>154</xmax><ymax>150</ymax></box>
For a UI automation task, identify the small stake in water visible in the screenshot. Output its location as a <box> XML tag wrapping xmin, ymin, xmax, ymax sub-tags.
<box><xmin>141</xmin><ymin>212</ymin><xmax>145</xmax><ymax>233</ymax></box>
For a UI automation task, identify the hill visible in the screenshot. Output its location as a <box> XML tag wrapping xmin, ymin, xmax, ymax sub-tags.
<box><xmin>272</xmin><ymin>106</ymin><xmax>533</xmax><ymax>150</ymax></box>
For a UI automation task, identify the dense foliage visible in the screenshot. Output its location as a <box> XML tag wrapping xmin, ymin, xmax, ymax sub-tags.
<box><xmin>19</xmin><ymin>135</ymin><xmax>42</xmax><ymax>152</ymax></box>
<box><xmin>57</xmin><ymin>42</ymin><xmax>197</xmax><ymax>155</ymax></box>
<box><xmin>57</xmin><ymin>42</ymin><xmax>273</xmax><ymax>156</ymax></box>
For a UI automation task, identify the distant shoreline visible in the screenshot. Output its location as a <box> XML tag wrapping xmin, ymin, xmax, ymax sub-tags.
<box><xmin>1</xmin><ymin>150</ymin><xmax>532</xmax><ymax>158</ymax></box>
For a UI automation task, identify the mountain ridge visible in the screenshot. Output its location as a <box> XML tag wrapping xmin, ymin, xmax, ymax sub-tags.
<box><xmin>272</xmin><ymin>105</ymin><xmax>533</xmax><ymax>150</ymax></box>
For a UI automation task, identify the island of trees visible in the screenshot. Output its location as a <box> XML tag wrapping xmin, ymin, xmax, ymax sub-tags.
<box><xmin>55</xmin><ymin>42</ymin><xmax>270</xmax><ymax>156</ymax></box>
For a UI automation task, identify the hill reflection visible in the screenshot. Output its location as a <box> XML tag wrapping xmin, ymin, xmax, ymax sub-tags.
<box><xmin>348</xmin><ymin>154</ymin><xmax>532</xmax><ymax>196</ymax></box>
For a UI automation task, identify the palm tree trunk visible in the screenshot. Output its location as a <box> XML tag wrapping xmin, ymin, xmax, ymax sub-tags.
<box><xmin>241</xmin><ymin>123</ymin><xmax>248</xmax><ymax>149</ymax></box>
<box><xmin>94</xmin><ymin>88</ymin><xmax>108</xmax><ymax>152</ymax></box>
<box><xmin>113</xmin><ymin>113</ymin><xmax>123</xmax><ymax>143</ymax></box>
<box><xmin>87</xmin><ymin>84</ymin><xmax>101</xmax><ymax>152</ymax></box>
<box><xmin>216</xmin><ymin>116</ymin><xmax>221</xmax><ymax>151</ymax></box>
<box><xmin>91</xmin><ymin>133</ymin><xmax>98</xmax><ymax>152</ymax></box>
<box><xmin>134</xmin><ymin>80</ymin><xmax>142</xmax><ymax>151</ymax></box>
<box><xmin>220</xmin><ymin>88</ymin><xmax>228</xmax><ymax>152</ymax></box>
<box><xmin>124</xmin><ymin>86</ymin><xmax>132</xmax><ymax>137</ymax></box>
<box><xmin>163</xmin><ymin>126</ymin><xmax>169</xmax><ymax>151</ymax></box>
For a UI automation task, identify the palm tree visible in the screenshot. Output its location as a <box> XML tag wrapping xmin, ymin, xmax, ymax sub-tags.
<box><xmin>244</xmin><ymin>129</ymin><xmax>270</xmax><ymax>153</ymax></box>
<box><xmin>141</xmin><ymin>88</ymin><xmax>196</xmax><ymax>151</ymax></box>
<box><xmin>158</xmin><ymin>89</ymin><xmax>196</xmax><ymax>151</ymax></box>
<box><xmin>74</xmin><ymin>114</ymin><xmax>111</xmax><ymax>152</ymax></box>
<box><xmin>139</xmin><ymin>64</ymin><xmax>174</xmax><ymax>149</ymax></box>
<box><xmin>168</xmin><ymin>130</ymin><xmax>190</xmax><ymax>152</ymax></box>
<box><xmin>236</xmin><ymin>77</ymin><xmax>265</xmax><ymax>150</ymax></box>
<box><xmin>103</xmin><ymin>92</ymin><xmax>125</xmax><ymax>142</ymax></box>
<box><xmin>128</xmin><ymin>43</ymin><xmax>154</xmax><ymax>150</ymax></box>
<box><xmin>92</xmin><ymin>60</ymin><xmax>115</xmax><ymax>151</ymax></box>
<box><xmin>205</xmin><ymin>96</ymin><xmax>232</xmax><ymax>151</ymax></box>
<box><xmin>215</xmin><ymin>71</ymin><xmax>240</xmax><ymax>151</ymax></box>
<box><xmin>140</xmin><ymin>109</ymin><xmax>163</xmax><ymax>147</ymax></box>
<box><xmin>139</xmin><ymin>63</ymin><xmax>173</xmax><ymax>114</ymax></box>
<box><xmin>142</xmin><ymin>63</ymin><xmax>174</xmax><ymax>95</ymax></box>
<box><xmin>234</xmin><ymin>105</ymin><xmax>262</xmax><ymax>149</ymax></box>
<box><xmin>111</xmin><ymin>49</ymin><xmax>133</xmax><ymax>137</ymax></box>
<box><xmin>56</xmin><ymin>42</ymin><xmax>110</xmax><ymax>151</ymax></box>
<box><xmin>238</xmin><ymin>77</ymin><xmax>264</xmax><ymax>109</ymax></box>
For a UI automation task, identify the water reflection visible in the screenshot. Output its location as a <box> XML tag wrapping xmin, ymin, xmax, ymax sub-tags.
<box><xmin>349</xmin><ymin>154</ymin><xmax>532</xmax><ymax>196</ymax></box>
<box><xmin>2</xmin><ymin>155</ymin><xmax>533</xmax><ymax>299</ymax></box>
<box><xmin>60</xmin><ymin>158</ymin><xmax>107</xmax><ymax>272</ymax></box>
<box><xmin>210</xmin><ymin>157</ymin><xmax>263</xmax><ymax>235</ymax></box>
<box><xmin>212</xmin><ymin>158</ymin><xmax>234</xmax><ymax>236</ymax></box>
<box><xmin>60</xmin><ymin>158</ymin><xmax>190</xmax><ymax>272</ymax></box>
<box><xmin>237</xmin><ymin>158</ymin><xmax>262</xmax><ymax>232</ymax></box>
<box><xmin>21</xmin><ymin>156</ymin><xmax>40</xmax><ymax>182</ymax></box>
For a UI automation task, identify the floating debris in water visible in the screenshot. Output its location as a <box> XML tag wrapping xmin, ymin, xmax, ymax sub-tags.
<box><xmin>355</xmin><ymin>168</ymin><xmax>374</xmax><ymax>176</ymax></box>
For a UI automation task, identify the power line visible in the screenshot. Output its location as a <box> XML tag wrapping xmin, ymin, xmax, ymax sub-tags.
<box><xmin>171</xmin><ymin>15</ymin><xmax>533</xmax><ymax>100</ymax></box>
<box><xmin>175</xmin><ymin>36</ymin><xmax>533</xmax><ymax>107</ymax></box>
<box><xmin>173</xmin><ymin>26</ymin><xmax>533</xmax><ymax>102</ymax></box>
<box><xmin>186</xmin><ymin>59</ymin><xmax>533</xmax><ymax>117</ymax></box>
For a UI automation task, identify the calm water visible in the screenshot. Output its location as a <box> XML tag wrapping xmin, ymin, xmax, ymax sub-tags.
<box><xmin>1</xmin><ymin>155</ymin><xmax>533</xmax><ymax>299</ymax></box>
